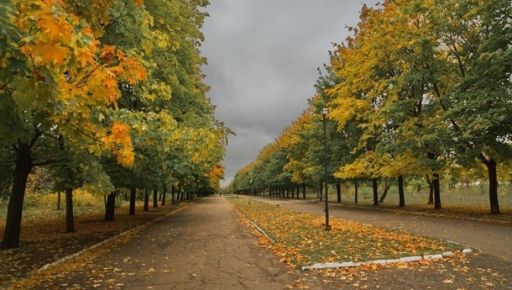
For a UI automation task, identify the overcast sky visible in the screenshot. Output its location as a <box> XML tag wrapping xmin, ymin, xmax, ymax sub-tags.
<box><xmin>201</xmin><ymin>0</ymin><xmax>379</xmax><ymax>186</ymax></box>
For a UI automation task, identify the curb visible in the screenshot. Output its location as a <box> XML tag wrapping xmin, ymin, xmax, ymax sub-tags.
<box><xmin>247</xmin><ymin>218</ymin><xmax>276</xmax><ymax>244</ymax></box>
<box><xmin>301</xmin><ymin>248</ymin><xmax>476</xmax><ymax>271</ymax></box>
<box><xmin>36</xmin><ymin>205</ymin><xmax>189</xmax><ymax>273</ymax></box>
<box><xmin>231</xmin><ymin>204</ymin><xmax>276</xmax><ymax>244</ymax></box>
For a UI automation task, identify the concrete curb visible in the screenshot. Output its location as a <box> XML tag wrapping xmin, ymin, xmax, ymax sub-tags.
<box><xmin>233</xmin><ymin>206</ymin><xmax>276</xmax><ymax>244</ymax></box>
<box><xmin>301</xmin><ymin>248</ymin><xmax>475</xmax><ymax>271</ymax></box>
<box><xmin>36</xmin><ymin>205</ymin><xmax>189</xmax><ymax>273</ymax></box>
<box><xmin>248</xmin><ymin>219</ymin><xmax>276</xmax><ymax>244</ymax></box>
<box><xmin>240</xmin><ymin>207</ymin><xmax>276</xmax><ymax>244</ymax></box>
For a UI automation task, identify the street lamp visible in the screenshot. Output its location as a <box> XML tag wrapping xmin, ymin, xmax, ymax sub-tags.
<box><xmin>321</xmin><ymin>107</ymin><xmax>331</xmax><ymax>231</ymax></box>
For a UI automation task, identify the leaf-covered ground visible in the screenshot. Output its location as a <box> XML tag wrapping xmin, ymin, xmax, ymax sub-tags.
<box><xmin>4</xmin><ymin>196</ymin><xmax>509</xmax><ymax>289</ymax></box>
<box><xmin>0</xmin><ymin>203</ymin><xmax>181</xmax><ymax>288</ymax></box>
<box><xmin>229</xmin><ymin>197</ymin><xmax>462</xmax><ymax>268</ymax></box>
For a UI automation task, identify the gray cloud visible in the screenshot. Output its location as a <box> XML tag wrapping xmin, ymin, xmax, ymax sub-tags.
<box><xmin>201</xmin><ymin>0</ymin><xmax>379</xmax><ymax>186</ymax></box>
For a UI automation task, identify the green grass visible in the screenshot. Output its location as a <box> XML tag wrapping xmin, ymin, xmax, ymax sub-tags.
<box><xmin>337</xmin><ymin>183</ymin><xmax>512</xmax><ymax>208</ymax></box>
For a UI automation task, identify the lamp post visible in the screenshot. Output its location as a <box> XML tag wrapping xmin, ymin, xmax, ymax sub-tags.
<box><xmin>321</xmin><ymin>107</ymin><xmax>331</xmax><ymax>231</ymax></box>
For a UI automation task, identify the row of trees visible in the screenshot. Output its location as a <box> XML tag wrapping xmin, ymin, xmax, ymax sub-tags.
<box><xmin>0</xmin><ymin>0</ymin><xmax>226</xmax><ymax>249</ymax></box>
<box><xmin>232</xmin><ymin>0</ymin><xmax>511</xmax><ymax>215</ymax></box>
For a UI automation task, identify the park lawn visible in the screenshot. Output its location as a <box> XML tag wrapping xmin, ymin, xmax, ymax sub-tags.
<box><xmin>229</xmin><ymin>197</ymin><xmax>462</xmax><ymax>268</ymax></box>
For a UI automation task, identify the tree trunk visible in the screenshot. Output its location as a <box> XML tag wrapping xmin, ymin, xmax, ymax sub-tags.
<box><xmin>433</xmin><ymin>173</ymin><xmax>442</xmax><ymax>209</ymax></box>
<box><xmin>144</xmin><ymin>189</ymin><xmax>149</xmax><ymax>211</ymax></box>
<box><xmin>302</xmin><ymin>184</ymin><xmax>306</xmax><ymax>199</ymax></box>
<box><xmin>153</xmin><ymin>189</ymin><xmax>158</xmax><ymax>208</ymax></box>
<box><xmin>57</xmin><ymin>191</ymin><xmax>61</xmax><ymax>210</ymax></box>
<box><xmin>161</xmin><ymin>187</ymin><xmax>167</xmax><ymax>206</ymax></box>
<box><xmin>319</xmin><ymin>183</ymin><xmax>323</xmax><ymax>201</ymax></box>
<box><xmin>372</xmin><ymin>179</ymin><xmax>379</xmax><ymax>206</ymax></box>
<box><xmin>483</xmin><ymin>157</ymin><xmax>500</xmax><ymax>214</ymax></box>
<box><xmin>65</xmin><ymin>188</ymin><xmax>75</xmax><ymax>232</ymax></box>
<box><xmin>398</xmin><ymin>175</ymin><xmax>405</xmax><ymax>207</ymax></box>
<box><xmin>105</xmin><ymin>192</ymin><xmax>116</xmax><ymax>221</ymax></box>
<box><xmin>354</xmin><ymin>183</ymin><xmax>359</xmax><ymax>204</ymax></box>
<box><xmin>428</xmin><ymin>181</ymin><xmax>434</xmax><ymax>205</ymax></box>
<box><xmin>171</xmin><ymin>186</ymin><xmax>176</xmax><ymax>203</ymax></box>
<box><xmin>1</xmin><ymin>142</ymin><xmax>32</xmax><ymax>249</ymax></box>
<box><xmin>378</xmin><ymin>181</ymin><xmax>391</xmax><ymax>203</ymax></box>
<box><xmin>336</xmin><ymin>182</ymin><xmax>341</xmax><ymax>203</ymax></box>
<box><xmin>427</xmin><ymin>153</ymin><xmax>441</xmax><ymax>208</ymax></box>
<box><xmin>129</xmin><ymin>187</ymin><xmax>136</xmax><ymax>216</ymax></box>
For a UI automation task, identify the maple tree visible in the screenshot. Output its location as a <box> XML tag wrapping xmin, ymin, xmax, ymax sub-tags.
<box><xmin>0</xmin><ymin>0</ymin><xmax>144</xmax><ymax>248</ymax></box>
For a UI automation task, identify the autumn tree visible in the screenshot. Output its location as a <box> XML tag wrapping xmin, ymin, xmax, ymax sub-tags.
<box><xmin>0</xmin><ymin>0</ymin><xmax>147</xmax><ymax>248</ymax></box>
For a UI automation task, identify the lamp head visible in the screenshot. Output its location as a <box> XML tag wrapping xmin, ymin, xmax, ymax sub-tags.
<box><xmin>321</xmin><ymin>107</ymin><xmax>329</xmax><ymax>118</ymax></box>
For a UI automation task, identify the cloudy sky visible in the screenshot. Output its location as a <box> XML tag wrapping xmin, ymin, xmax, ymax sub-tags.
<box><xmin>201</xmin><ymin>0</ymin><xmax>379</xmax><ymax>186</ymax></box>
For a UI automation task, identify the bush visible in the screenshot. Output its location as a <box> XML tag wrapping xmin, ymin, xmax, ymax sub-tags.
<box><xmin>24</xmin><ymin>189</ymin><xmax>103</xmax><ymax>210</ymax></box>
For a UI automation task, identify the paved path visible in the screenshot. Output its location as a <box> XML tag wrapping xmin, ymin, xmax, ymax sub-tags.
<box><xmin>43</xmin><ymin>197</ymin><xmax>302</xmax><ymax>290</ymax></box>
<box><xmin>246</xmin><ymin>196</ymin><xmax>512</xmax><ymax>262</ymax></box>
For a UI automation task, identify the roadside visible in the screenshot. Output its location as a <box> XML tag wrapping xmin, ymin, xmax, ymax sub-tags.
<box><xmin>229</xmin><ymin>197</ymin><xmax>464</xmax><ymax>269</ymax></box>
<box><xmin>245</xmin><ymin>195</ymin><xmax>512</xmax><ymax>262</ymax></box>
<box><xmin>0</xmin><ymin>203</ymin><xmax>182</xmax><ymax>288</ymax></box>
<box><xmin>234</xmin><ymin>195</ymin><xmax>511</xmax><ymax>289</ymax></box>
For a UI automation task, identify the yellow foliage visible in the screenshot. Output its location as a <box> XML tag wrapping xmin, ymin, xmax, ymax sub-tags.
<box><xmin>12</xmin><ymin>0</ymin><xmax>147</xmax><ymax>168</ymax></box>
<box><xmin>102</xmin><ymin>122</ymin><xmax>135</xmax><ymax>167</ymax></box>
<box><xmin>30</xmin><ymin>189</ymin><xmax>103</xmax><ymax>209</ymax></box>
<box><xmin>206</xmin><ymin>164</ymin><xmax>224</xmax><ymax>189</ymax></box>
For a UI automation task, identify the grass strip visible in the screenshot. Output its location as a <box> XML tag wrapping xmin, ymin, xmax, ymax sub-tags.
<box><xmin>229</xmin><ymin>197</ymin><xmax>462</xmax><ymax>268</ymax></box>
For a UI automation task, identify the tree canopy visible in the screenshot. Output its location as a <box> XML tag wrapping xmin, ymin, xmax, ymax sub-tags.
<box><xmin>0</xmin><ymin>0</ymin><xmax>227</xmax><ymax>249</ymax></box>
